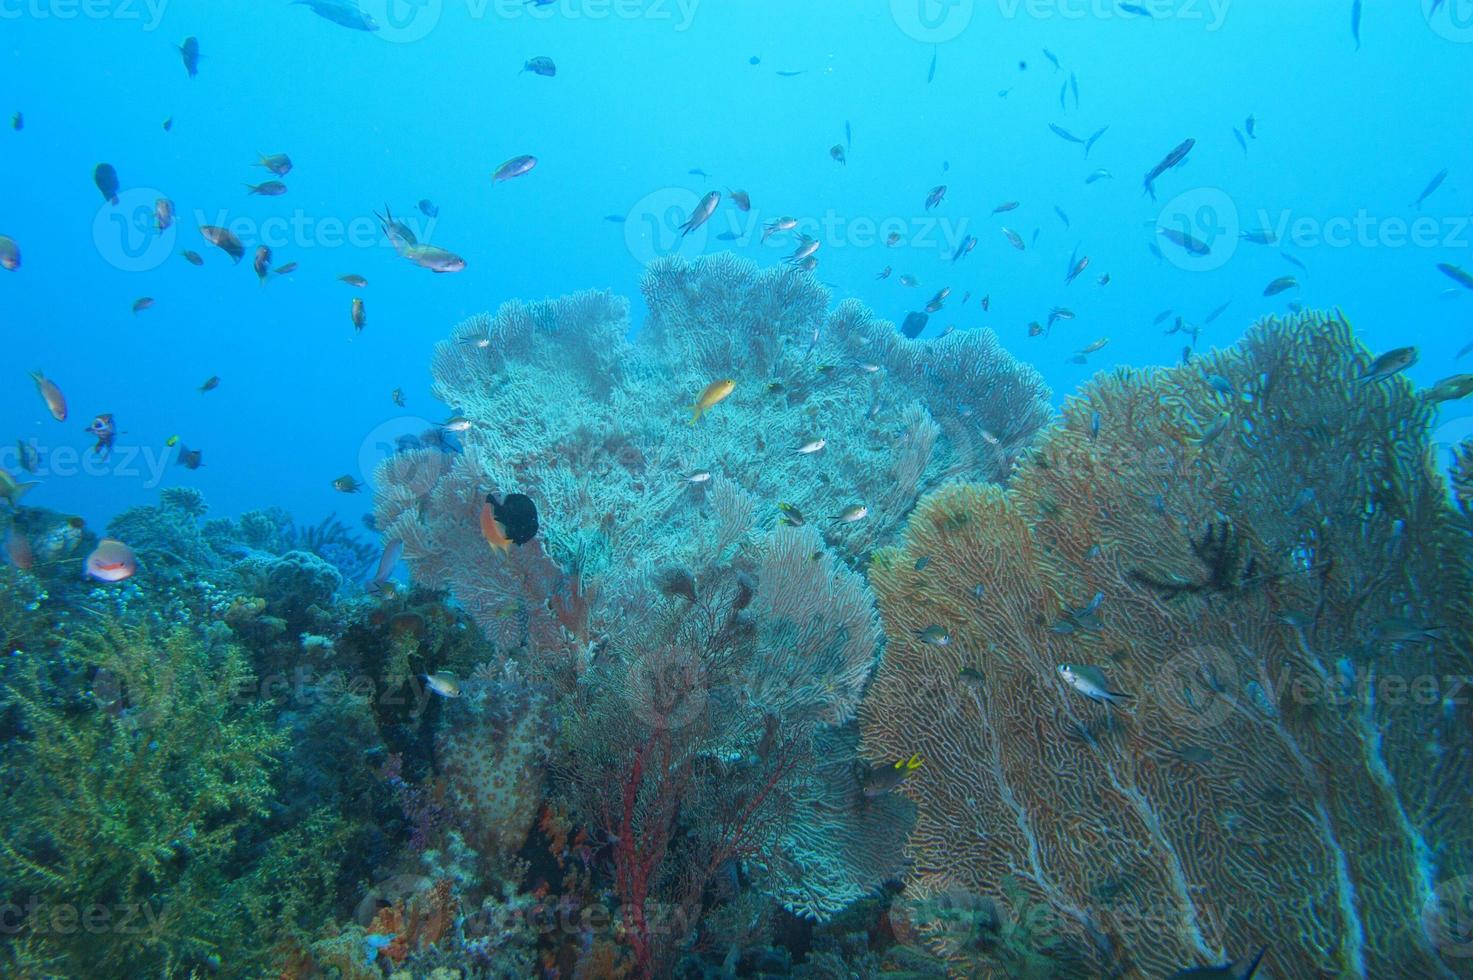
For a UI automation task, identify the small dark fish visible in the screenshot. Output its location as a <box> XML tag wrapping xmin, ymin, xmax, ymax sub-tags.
<box><xmin>716</xmin><ymin>231</ymin><xmax>741</xmax><ymax>241</ymax></box>
<box><xmin>332</xmin><ymin>474</ymin><xmax>364</xmax><ymax>493</ymax></box>
<box><xmin>256</xmin><ymin>152</ymin><xmax>292</xmax><ymax>176</ymax></box>
<box><xmin>94</xmin><ymin>163</ymin><xmax>119</xmax><ymax>205</ymax></box>
<box><xmin>688</xmin><ymin>168</ymin><xmax>711</xmax><ymax>178</ymax></box>
<box><xmin>775</xmin><ymin>70</ymin><xmax>804</xmax><ymax>77</ymax></box>
<box><xmin>1160</xmin><ymin>227</ymin><xmax>1210</xmax><ymax>256</ymax></box>
<box><xmin>603</xmin><ymin>214</ymin><xmax>626</xmax><ymax>223</ymax></box>
<box><xmin>201</xmin><ymin>225</ymin><xmax>245</xmax><ymax>263</ymax></box>
<box><xmin>1118</xmin><ymin>3</ymin><xmax>1154</xmax><ymax>16</ymax></box>
<box><xmin>927</xmin><ymin>47</ymin><xmax>937</xmax><ymax>83</ymax></box>
<box><xmin>1002</xmin><ymin>227</ymin><xmax>1025</xmax><ymax>251</ymax></box>
<box><xmin>993</xmin><ymin>200</ymin><xmax>1019</xmax><ymax>214</ymax></box>
<box><xmin>914</xmin><ymin>556</ymin><xmax>930</xmax><ymax>571</ymax></box>
<box><xmin>1240</xmin><ymin>229</ymin><xmax>1277</xmax><ymax>245</ymax></box>
<box><xmin>177</xmin><ymin>445</ymin><xmax>203</xmax><ymax>469</ymax></box>
<box><xmin>1065</xmin><ymin>255</ymin><xmax>1090</xmax><ymax>285</ymax></box>
<box><xmin>492</xmin><ymin>155</ymin><xmax>537</xmax><ymax>182</ymax></box>
<box><xmin>1263</xmin><ymin>276</ymin><xmax>1299</xmax><ymax>297</ymax></box>
<box><xmin>522</xmin><ymin>56</ymin><xmax>556</xmax><ymax>76</ymax></box>
<box><xmin>1165</xmin><ymin>947</ymin><xmax>1265</xmax><ymax>980</ymax></box>
<box><xmin>245</xmin><ymin>180</ymin><xmax>287</xmax><ymax>196</ymax></box>
<box><xmin>952</xmin><ymin>236</ymin><xmax>976</xmax><ymax>263</ymax></box>
<box><xmin>0</xmin><ymin>235</ymin><xmax>18</xmax><ymax>271</ymax></box>
<box><xmin>830</xmin><ymin>144</ymin><xmax>846</xmax><ymax>165</ymax></box>
<box><xmin>131</xmin><ymin>297</ymin><xmax>154</xmax><ymax>314</ymax></box>
<box><xmin>1055</xmin><ymin>206</ymin><xmax>1070</xmax><ymax>228</ymax></box>
<box><xmin>1359</xmin><ymin>346</ymin><xmax>1417</xmax><ymax>383</ymax></box>
<box><xmin>179</xmin><ymin>36</ymin><xmax>200</xmax><ymax>77</ymax></box>
<box><xmin>1142</xmin><ymin>138</ymin><xmax>1195</xmax><ymax>200</ymax></box>
<box><xmin>1154</xmin><ymin>309</ymin><xmax>1174</xmax><ymax>325</ymax></box>
<box><xmin>162</xmin><ymin>116</ymin><xmax>173</xmax><ymax>131</ymax></box>
<box><xmin>1085</xmin><ymin>168</ymin><xmax>1113</xmax><ymax>184</ymax></box>
<box><xmin>180</xmin><ymin>249</ymin><xmax>204</xmax><ymax>266</ymax></box>
<box><xmin>1351</xmin><ymin>0</ymin><xmax>1362</xmax><ymax>51</ymax></box>
<box><xmin>10</xmin><ymin>112</ymin><xmax>20</xmax><ymax>131</ymax></box>
<box><xmin>293</xmin><ymin>0</ymin><xmax>379</xmax><ymax>31</ymax></box>
<box><xmin>1245</xmin><ymin>115</ymin><xmax>1257</xmax><ymax>138</ymax></box>
<box><xmin>748</xmin><ymin>55</ymin><xmax>760</xmax><ymax>65</ymax></box>
<box><xmin>1412</xmin><ymin>169</ymin><xmax>1447</xmax><ymax>209</ymax></box>
<box><xmin>844</xmin><ymin>120</ymin><xmax>851</xmax><ymax>151</ymax></box>
<box><xmin>1204</xmin><ymin>300</ymin><xmax>1231</xmax><ymax>324</ymax></box>
<box><xmin>198</xmin><ymin>376</ymin><xmax>219</xmax><ymax>394</ymax></box>
<box><xmin>679</xmin><ymin>191</ymin><xmax>720</xmax><ymax>237</ymax></box>
<box><xmin>252</xmin><ymin>245</ymin><xmax>272</xmax><ymax>284</ymax></box>
<box><xmin>980</xmin><ymin>294</ymin><xmax>990</xmax><ymax>312</ymax></box>
<box><xmin>1233</xmin><ymin>127</ymin><xmax>1247</xmax><ymax>153</ymax></box>
<box><xmin>1049</xmin><ymin>123</ymin><xmax>1085</xmax><ymax>145</ymax></box>
<box><xmin>729</xmin><ymin>188</ymin><xmax>750</xmax><ymax>211</ymax></box>
<box><xmin>274</xmin><ymin>261</ymin><xmax>298</xmax><ymax>275</ymax></box>
<box><xmin>1069</xmin><ymin>71</ymin><xmax>1079</xmax><ymax>108</ymax></box>
<box><xmin>900</xmin><ymin>311</ymin><xmax>929</xmax><ymax>340</ymax></box>
<box><xmin>925</xmin><ymin>185</ymin><xmax>946</xmax><ymax>210</ymax></box>
<box><xmin>351</xmin><ymin>297</ymin><xmax>366</xmax><ymax>332</ymax></box>
<box><xmin>418</xmin><ymin>199</ymin><xmax>439</xmax><ymax>218</ymax></box>
<box><xmin>1439</xmin><ymin>263</ymin><xmax>1473</xmax><ymax>291</ymax></box>
<box><xmin>1281</xmin><ymin>251</ymin><xmax>1308</xmax><ymax>272</ymax></box>
<box><xmin>1044</xmin><ymin>48</ymin><xmax>1061</xmax><ymax>71</ymax></box>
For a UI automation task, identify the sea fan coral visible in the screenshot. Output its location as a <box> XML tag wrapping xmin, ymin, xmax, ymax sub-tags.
<box><xmin>859</xmin><ymin>311</ymin><xmax>1473</xmax><ymax>978</ymax></box>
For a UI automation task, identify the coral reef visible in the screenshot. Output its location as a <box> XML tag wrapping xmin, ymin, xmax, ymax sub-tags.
<box><xmin>367</xmin><ymin>254</ymin><xmax>1051</xmax><ymax>973</ymax></box>
<box><xmin>859</xmin><ymin>311</ymin><xmax>1473</xmax><ymax>977</ymax></box>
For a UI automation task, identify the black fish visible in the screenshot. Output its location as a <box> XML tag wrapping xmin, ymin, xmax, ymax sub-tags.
<box><xmin>522</xmin><ymin>56</ymin><xmax>556</xmax><ymax>77</ymax></box>
<box><xmin>292</xmin><ymin>0</ymin><xmax>379</xmax><ymax>30</ymax></box>
<box><xmin>179</xmin><ymin>36</ymin><xmax>200</xmax><ymax>77</ymax></box>
<box><xmin>94</xmin><ymin>163</ymin><xmax>119</xmax><ymax>205</ymax></box>
<box><xmin>489</xmin><ymin>492</ymin><xmax>539</xmax><ymax>544</ymax></box>
<box><xmin>1143</xmin><ymin>137</ymin><xmax>1194</xmax><ymax>200</ymax></box>
<box><xmin>418</xmin><ymin>199</ymin><xmax>439</xmax><ymax>218</ymax></box>
<box><xmin>901</xmin><ymin>311</ymin><xmax>929</xmax><ymax>339</ymax></box>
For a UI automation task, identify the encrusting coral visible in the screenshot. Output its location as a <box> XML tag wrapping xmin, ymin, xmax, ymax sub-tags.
<box><xmin>859</xmin><ymin>311</ymin><xmax>1473</xmax><ymax>978</ymax></box>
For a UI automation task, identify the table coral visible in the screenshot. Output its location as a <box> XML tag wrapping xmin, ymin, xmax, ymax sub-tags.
<box><xmin>860</xmin><ymin>311</ymin><xmax>1473</xmax><ymax>978</ymax></box>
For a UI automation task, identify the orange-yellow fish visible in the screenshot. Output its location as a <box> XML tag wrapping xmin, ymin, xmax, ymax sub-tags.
<box><xmin>690</xmin><ymin>378</ymin><xmax>735</xmax><ymax>425</ymax></box>
<box><xmin>31</xmin><ymin>371</ymin><xmax>66</xmax><ymax>421</ymax></box>
<box><xmin>479</xmin><ymin>501</ymin><xmax>511</xmax><ymax>552</ymax></box>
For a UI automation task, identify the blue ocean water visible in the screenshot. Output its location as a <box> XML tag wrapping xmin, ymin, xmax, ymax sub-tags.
<box><xmin>1</xmin><ymin>1</ymin><xmax>1469</xmax><ymax>527</ymax></box>
<box><xmin>6</xmin><ymin>7</ymin><xmax>1473</xmax><ymax>978</ymax></box>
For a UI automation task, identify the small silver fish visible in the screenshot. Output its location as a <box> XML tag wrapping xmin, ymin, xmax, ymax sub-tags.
<box><xmin>1057</xmin><ymin>663</ymin><xmax>1130</xmax><ymax>706</ymax></box>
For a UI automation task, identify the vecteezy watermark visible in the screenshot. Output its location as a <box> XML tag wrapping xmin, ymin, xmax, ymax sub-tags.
<box><xmin>622</xmin><ymin>191</ymin><xmax>977</xmax><ymax>266</ymax></box>
<box><xmin>94</xmin><ymin>198</ymin><xmax>441</xmax><ymax>272</ymax></box>
<box><xmin>361</xmin><ymin>0</ymin><xmax>444</xmax><ymax>43</ymax></box>
<box><xmin>0</xmin><ymin>898</ymin><xmax>162</xmax><ymax>935</ymax></box>
<box><xmin>624</xmin><ymin>187</ymin><xmax>710</xmax><ymax>265</ymax></box>
<box><xmin>1156</xmin><ymin>187</ymin><xmax>1240</xmax><ymax>274</ymax></box>
<box><xmin>995</xmin><ymin>0</ymin><xmax>1231</xmax><ymax>30</ymax></box>
<box><xmin>1149</xmin><ymin>644</ymin><xmax>1240</xmax><ymax>730</ymax></box>
<box><xmin>891</xmin><ymin>0</ymin><xmax>975</xmax><ymax>42</ymax></box>
<box><xmin>1425</xmin><ymin>875</ymin><xmax>1473</xmax><ymax>959</ymax></box>
<box><xmin>1424</xmin><ymin>0</ymin><xmax>1473</xmax><ymax>44</ymax></box>
<box><xmin>94</xmin><ymin>188</ymin><xmax>177</xmax><ymax>274</ymax></box>
<box><xmin>472</xmin><ymin>0</ymin><xmax>699</xmax><ymax>29</ymax></box>
<box><xmin>0</xmin><ymin>440</ymin><xmax>174</xmax><ymax>489</ymax></box>
<box><xmin>0</xmin><ymin>0</ymin><xmax>168</xmax><ymax>30</ymax></box>
<box><xmin>231</xmin><ymin>667</ymin><xmax>453</xmax><ymax>719</ymax></box>
<box><xmin>1154</xmin><ymin>189</ymin><xmax>1473</xmax><ymax>274</ymax></box>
